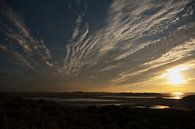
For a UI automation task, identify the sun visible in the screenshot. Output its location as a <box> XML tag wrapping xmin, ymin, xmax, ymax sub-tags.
<box><xmin>166</xmin><ymin>68</ymin><xmax>184</xmax><ymax>85</ymax></box>
<box><xmin>161</xmin><ymin>65</ymin><xmax>189</xmax><ymax>85</ymax></box>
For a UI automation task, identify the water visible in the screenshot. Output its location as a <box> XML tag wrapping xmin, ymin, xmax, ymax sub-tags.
<box><xmin>162</xmin><ymin>92</ymin><xmax>185</xmax><ymax>100</ymax></box>
<box><xmin>25</xmin><ymin>92</ymin><xmax>193</xmax><ymax>103</ymax></box>
<box><xmin>25</xmin><ymin>97</ymin><xmax>118</xmax><ymax>102</ymax></box>
<box><xmin>103</xmin><ymin>95</ymin><xmax>156</xmax><ymax>99</ymax></box>
<box><xmin>163</xmin><ymin>92</ymin><xmax>195</xmax><ymax>100</ymax></box>
<box><xmin>150</xmin><ymin>105</ymin><xmax>170</xmax><ymax>109</ymax></box>
<box><xmin>24</xmin><ymin>92</ymin><xmax>195</xmax><ymax>110</ymax></box>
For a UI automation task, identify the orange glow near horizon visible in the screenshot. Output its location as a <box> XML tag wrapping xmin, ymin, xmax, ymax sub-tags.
<box><xmin>161</xmin><ymin>65</ymin><xmax>189</xmax><ymax>86</ymax></box>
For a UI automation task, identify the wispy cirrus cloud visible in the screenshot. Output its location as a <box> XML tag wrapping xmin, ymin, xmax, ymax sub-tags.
<box><xmin>0</xmin><ymin>0</ymin><xmax>195</xmax><ymax>91</ymax></box>
<box><xmin>0</xmin><ymin>2</ymin><xmax>54</xmax><ymax>72</ymax></box>
<box><xmin>63</xmin><ymin>0</ymin><xmax>195</xmax><ymax>82</ymax></box>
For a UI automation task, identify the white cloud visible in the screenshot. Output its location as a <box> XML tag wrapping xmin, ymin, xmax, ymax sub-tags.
<box><xmin>1</xmin><ymin>0</ymin><xmax>195</xmax><ymax>88</ymax></box>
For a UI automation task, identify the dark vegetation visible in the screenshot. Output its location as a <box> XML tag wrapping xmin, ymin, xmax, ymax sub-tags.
<box><xmin>181</xmin><ymin>95</ymin><xmax>195</xmax><ymax>109</ymax></box>
<box><xmin>0</xmin><ymin>93</ymin><xmax>195</xmax><ymax>129</ymax></box>
<box><xmin>182</xmin><ymin>95</ymin><xmax>195</xmax><ymax>101</ymax></box>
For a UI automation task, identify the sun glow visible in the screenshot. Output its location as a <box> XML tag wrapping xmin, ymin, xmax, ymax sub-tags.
<box><xmin>161</xmin><ymin>65</ymin><xmax>189</xmax><ymax>85</ymax></box>
<box><xmin>166</xmin><ymin>68</ymin><xmax>184</xmax><ymax>85</ymax></box>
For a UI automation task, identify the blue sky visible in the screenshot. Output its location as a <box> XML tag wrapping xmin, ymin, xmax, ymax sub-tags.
<box><xmin>0</xmin><ymin>0</ymin><xmax>195</xmax><ymax>92</ymax></box>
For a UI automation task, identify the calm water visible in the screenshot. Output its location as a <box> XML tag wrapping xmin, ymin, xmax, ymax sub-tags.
<box><xmin>26</xmin><ymin>97</ymin><xmax>119</xmax><ymax>102</ymax></box>
<box><xmin>149</xmin><ymin>105</ymin><xmax>170</xmax><ymax>109</ymax></box>
<box><xmin>162</xmin><ymin>92</ymin><xmax>185</xmax><ymax>100</ymax></box>
<box><xmin>25</xmin><ymin>92</ymin><xmax>194</xmax><ymax>102</ymax></box>
<box><xmin>163</xmin><ymin>92</ymin><xmax>195</xmax><ymax>99</ymax></box>
<box><xmin>24</xmin><ymin>92</ymin><xmax>195</xmax><ymax>110</ymax></box>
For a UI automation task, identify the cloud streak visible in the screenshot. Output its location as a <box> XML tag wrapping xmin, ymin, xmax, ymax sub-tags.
<box><xmin>0</xmin><ymin>2</ymin><xmax>54</xmax><ymax>73</ymax></box>
<box><xmin>0</xmin><ymin>0</ymin><xmax>195</xmax><ymax>91</ymax></box>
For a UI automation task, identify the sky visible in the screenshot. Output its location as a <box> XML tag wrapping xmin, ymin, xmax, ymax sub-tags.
<box><xmin>0</xmin><ymin>0</ymin><xmax>195</xmax><ymax>92</ymax></box>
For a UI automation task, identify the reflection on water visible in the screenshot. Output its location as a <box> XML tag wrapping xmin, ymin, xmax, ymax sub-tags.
<box><xmin>163</xmin><ymin>92</ymin><xmax>184</xmax><ymax>100</ymax></box>
<box><xmin>150</xmin><ymin>105</ymin><xmax>170</xmax><ymax>109</ymax></box>
<box><xmin>63</xmin><ymin>98</ymin><xmax>118</xmax><ymax>102</ymax></box>
<box><xmin>103</xmin><ymin>96</ymin><xmax>156</xmax><ymax>99</ymax></box>
<box><xmin>171</xmin><ymin>92</ymin><xmax>184</xmax><ymax>99</ymax></box>
<box><xmin>23</xmin><ymin>92</ymin><xmax>195</xmax><ymax>110</ymax></box>
<box><xmin>134</xmin><ymin>106</ymin><xmax>147</xmax><ymax>109</ymax></box>
<box><xmin>25</xmin><ymin>97</ymin><xmax>118</xmax><ymax>102</ymax></box>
